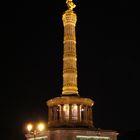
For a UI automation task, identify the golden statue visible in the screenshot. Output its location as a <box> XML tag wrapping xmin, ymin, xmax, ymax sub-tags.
<box><xmin>66</xmin><ymin>0</ymin><xmax>76</xmax><ymax>10</ymax></box>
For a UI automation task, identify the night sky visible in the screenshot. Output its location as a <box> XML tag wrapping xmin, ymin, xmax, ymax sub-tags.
<box><xmin>1</xmin><ymin>0</ymin><xmax>139</xmax><ymax>140</ymax></box>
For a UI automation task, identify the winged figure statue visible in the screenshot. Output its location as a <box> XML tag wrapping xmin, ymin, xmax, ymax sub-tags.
<box><xmin>66</xmin><ymin>0</ymin><xmax>76</xmax><ymax>10</ymax></box>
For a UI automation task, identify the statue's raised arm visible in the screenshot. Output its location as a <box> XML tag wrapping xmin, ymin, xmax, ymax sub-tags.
<box><xmin>66</xmin><ymin>0</ymin><xmax>76</xmax><ymax>10</ymax></box>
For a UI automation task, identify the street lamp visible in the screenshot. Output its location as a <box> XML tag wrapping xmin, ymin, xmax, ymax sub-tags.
<box><xmin>26</xmin><ymin>122</ymin><xmax>45</xmax><ymax>140</ymax></box>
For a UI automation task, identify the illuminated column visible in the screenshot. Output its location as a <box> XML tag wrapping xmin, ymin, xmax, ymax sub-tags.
<box><xmin>84</xmin><ymin>106</ymin><xmax>87</xmax><ymax>121</ymax></box>
<box><xmin>48</xmin><ymin>107</ymin><xmax>52</xmax><ymax>122</ymax></box>
<box><xmin>69</xmin><ymin>105</ymin><xmax>72</xmax><ymax>121</ymax></box>
<box><xmin>78</xmin><ymin>105</ymin><xmax>80</xmax><ymax>121</ymax></box>
<box><xmin>90</xmin><ymin>107</ymin><xmax>92</xmax><ymax>121</ymax></box>
<box><xmin>60</xmin><ymin>105</ymin><xmax>63</xmax><ymax>122</ymax></box>
<box><xmin>62</xmin><ymin>3</ymin><xmax>78</xmax><ymax>95</ymax></box>
<box><xmin>54</xmin><ymin>107</ymin><xmax>58</xmax><ymax>121</ymax></box>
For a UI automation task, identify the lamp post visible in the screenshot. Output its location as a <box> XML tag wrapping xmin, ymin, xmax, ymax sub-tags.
<box><xmin>26</xmin><ymin>122</ymin><xmax>45</xmax><ymax>140</ymax></box>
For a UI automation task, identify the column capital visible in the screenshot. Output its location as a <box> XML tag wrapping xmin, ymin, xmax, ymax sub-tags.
<box><xmin>62</xmin><ymin>10</ymin><xmax>77</xmax><ymax>26</ymax></box>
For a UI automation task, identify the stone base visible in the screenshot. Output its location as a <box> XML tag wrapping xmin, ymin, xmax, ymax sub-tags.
<box><xmin>26</xmin><ymin>128</ymin><xmax>118</xmax><ymax>140</ymax></box>
<box><xmin>47</xmin><ymin>96</ymin><xmax>94</xmax><ymax>128</ymax></box>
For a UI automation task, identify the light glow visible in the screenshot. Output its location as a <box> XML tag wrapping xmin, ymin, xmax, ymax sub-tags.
<box><xmin>27</xmin><ymin>124</ymin><xmax>33</xmax><ymax>132</ymax></box>
<box><xmin>37</xmin><ymin>123</ymin><xmax>45</xmax><ymax>131</ymax></box>
<box><xmin>76</xmin><ymin>135</ymin><xmax>110</xmax><ymax>140</ymax></box>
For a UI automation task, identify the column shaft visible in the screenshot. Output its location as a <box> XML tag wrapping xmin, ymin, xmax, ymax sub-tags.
<box><xmin>62</xmin><ymin>10</ymin><xmax>78</xmax><ymax>95</ymax></box>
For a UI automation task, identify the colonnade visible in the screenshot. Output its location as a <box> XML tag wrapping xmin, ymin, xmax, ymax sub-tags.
<box><xmin>48</xmin><ymin>104</ymin><xmax>93</xmax><ymax>126</ymax></box>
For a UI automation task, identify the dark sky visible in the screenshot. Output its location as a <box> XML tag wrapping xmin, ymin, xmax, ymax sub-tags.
<box><xmin>1</xmin><ymin>0</ymin><xmax>139</xmax><ymax>140</ymax></box>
